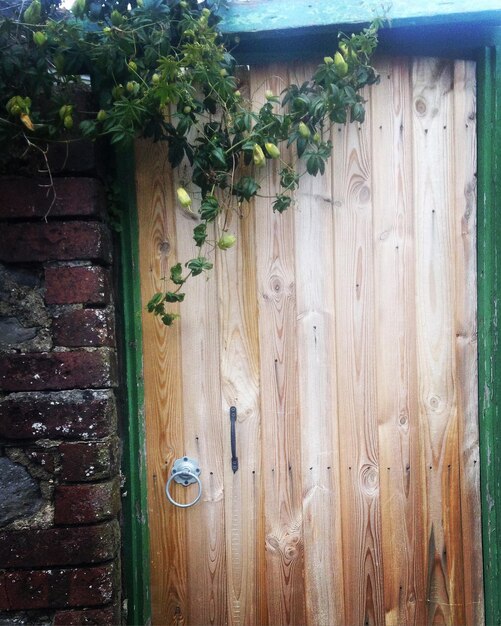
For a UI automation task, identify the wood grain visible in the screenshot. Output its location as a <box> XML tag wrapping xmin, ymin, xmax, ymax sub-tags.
<box><xmin>216</xmin><ymin>132</ymin><xmax>265</xmax><ymax>624</ymax></box>
<box><xmin>370</xmin><ymin>57</ymin><xmax>427</xmax><ymax>626</ymax></box>
<box><xmin>452</xmin><ymin>59</ymin><xmax>484</xmax><ymax>626</ymax></box>
<box><xmin>252</xmin><ymin>63</ymin><xmax>307</xmax><ymax>626</ymax></box>
<box><xmin>173</xmin><ymin>163</ymin><xmax>228</xmax><ymax>626</ymax></box>
<box><xmin>292</xmin><ymin>62</ymin><xmax>346</xmax><ymax>626</ymax></box>
<box><xmin>136</xmin><ymin>56</ymin><xmax>482</xmax><ymax>626</ymax></box>
<box><xmin>332</xmin><ymin>84</ymin><xmax>385</xmax><ymax>626</ymax></box>
<box><xmin>135</xmin><ymin>138</ymin><xmax>187</xmax><ymax>625</ymax></box>
<box><xmin>412</xmin><ymin>58</ymin><xmax>465</xmax><ymax>625</ymax></box>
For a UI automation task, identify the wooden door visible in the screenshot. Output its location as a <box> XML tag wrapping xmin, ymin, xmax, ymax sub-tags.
<box><xmin>135</xmin><ymin>56</ymin><xmax>484</xmax><ymax>626</ymax></box>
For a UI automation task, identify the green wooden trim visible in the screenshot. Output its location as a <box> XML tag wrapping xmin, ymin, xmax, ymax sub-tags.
<box><xmin>477</xmin><ymin>43</ymin><xmax>501</xmax><ymax>626</ymax></box>
<box><xmin>116</xmin><ymin>147</ymin><xmax>152</xmax><ymax>626</ymax></box>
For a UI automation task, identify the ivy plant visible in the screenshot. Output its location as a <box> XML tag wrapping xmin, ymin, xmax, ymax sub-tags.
<box><xmin>0</xmin><ymin>0</ymin><xmax>382</xmax><ymax>325</ymax></box>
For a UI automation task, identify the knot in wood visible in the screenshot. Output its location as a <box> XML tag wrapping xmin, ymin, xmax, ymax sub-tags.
<box><xmin>360</xmin><ymin>464</ymin><xmax>379</xmax><ymax>497</ymax></box>
<box><xmin>415</xmin><ymin>97</ymin><xmax>427</xmax><ymax>116</ymax></box>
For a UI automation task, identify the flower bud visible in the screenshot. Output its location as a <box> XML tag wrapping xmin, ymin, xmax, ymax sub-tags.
<box><xmin>334</xmin><ymin>51</ymin><xmax>348</xmax><ymax>77</ymax></box>
<box><xmin>217</xmin><ymin>234</ymin><xmax>237</xmax><ymax>250</ymax></box>
<box><xmin>177</xmin><ymin>187</ymin><xmax>192</xmax><ymax>208</ymax></box>
<box><xmin>265</xmin><ymin>142</ymin><xmax>280</xmax><ymax>159</ymax></box>
<box><xmin>33</xmin><ymin>31</ymin><xmax>47</xmax><ymax>46</ymax></box>
<box><xmin>253</xmin><ymin>144</ymin><xmax>265</xmax><ymax>167</ymax></box>
<box><xmin>265</xmin><ymin>89</ymin><xmax>274</xmax><ymax>100</ymax></box>
<box><xmin>110</xmin><ymin>9</ymin><xmax>123</xmax><ymax>26</ymax></box>
<box><xmin>298</xmin><ymin>121</ymin><xmax>311</xmax><ymax>138</ymax></box>
<box><xmin>97</xmin><ymin>109</ymin><xmax>107</xmax><ymax>122</ymax></box>
<box><xmin>323</xmin><ymin>56</ymin><xmax>334</xmax><ymax>65</ymax></box>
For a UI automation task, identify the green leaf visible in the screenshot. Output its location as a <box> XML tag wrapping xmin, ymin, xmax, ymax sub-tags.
<box><xmin>161</xmin><ymin>313</ymin><xmax>180</xmax><ymax>326</ymax></box>
<box><xmin>193</xmin><ymin>223</ymin><xmax>208</xmax><ymax>247</ymax></box>
<box><xmin>199</xmin><ymin>195</ymin><xmax>219</xmax><ymax>222</ymax></box>
<box><xmin>170</xmin><ymin>263</ymin><xmax>184</xmax><ymax>285</ymax></box>
<box><xmin>186</xmin><ymin>257</ymin><xmax>213</xmax><ymax>276</ymax></box>
<box><xmin>164</xmin><ymin>292</ymin><xmax>185</xmax><ymax>303</ymax></box>
<box><xmin>211</xmin><ymin>145</ymin><xmax>227</xmax><ymax>168</ymax></box>
<box><xmin>146</xmin><ymin>291</ymin><xmax>164</xmax><ymax>312</ymax></box>
<box><xmin>232</xmin><ymin>176</ymin><xmax>260</xmax><ymax>202</ymax></box>
<box><xmin>273</xmin><ymin>195</ymin><xmax>292</xmax><ymax>213</ymax></box>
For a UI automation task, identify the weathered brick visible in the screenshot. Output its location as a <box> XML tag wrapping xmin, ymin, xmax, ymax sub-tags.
<box><xmin>53</xmin><ymin>309</ymin><xmax>115</xmax><ymax>348</ymax></box>
<box><xmin>0</xmin><ymin>222</ymin><xmax>112</xmax><ymax>264</ymax></box>
<box><xmin>0</xmin><ymin>350</ymin><xmax>117</xmax><ymax>392</ymax></box>
<box><xmin>0</xmin><ymin>390</ymin><xmax>116</xmax><ymax>440</ymax></box>
<box><xmin>54</xmin><ymin>480</ymin><xmax>120</xmax><ymax>525</ymax></box>
<box><xmin>54</xmin><ymin>605</ymin><xmax>120</xmax><ymax>625</ymax></box>
<box><xmin>46</xmin><ymin>139</ymin><xmax>101</xmax><ymax>175</ymax></box>
<box><xmin>45</xmin><ymin>266</ymin><xmax>111</xmax><ymax>305</ymax></box>
<box><xmin>0</xmin><ymin>178</ymin><xmax>105</xmax><ymax>220</ymax></box>
<box><xmin>59</xmin><ymin>439</ymin><xmax>119</xmax><ymax>482</ymax></box>
<box><xmin>0</xmin><ymin>565</ymin><xmax>115</xmax><ymax>610</ymax></box>
<box><xmin>0</xmin><ymin>520</ymin><xmax>119</xmax><ymax>568</ymax></box>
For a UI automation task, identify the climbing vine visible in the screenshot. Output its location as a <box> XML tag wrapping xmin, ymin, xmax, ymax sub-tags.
<box><xmin>0</xmin><ymin>0</ymin><xmax>382</xmax><ymax>325</ymax></box>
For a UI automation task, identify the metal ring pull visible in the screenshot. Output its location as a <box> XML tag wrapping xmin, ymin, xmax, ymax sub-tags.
<box><xmin>165</xmin><ymin>457</ymin><xmax>202</xmax><ymax>508</ymax></box>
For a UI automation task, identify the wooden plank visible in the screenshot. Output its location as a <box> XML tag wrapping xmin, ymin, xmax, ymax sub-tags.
<box><xmin>331</xmin><ymin>91</ymin><xmax>385</xmax><ymax>624</ymax></box>
<box><xmin>411</xmin><ymin>57</ymin><xmax>466</xmax><ymax>625</ymax></box>
<box><xmin>251</xmin><ymin>63</ymin><xmax>307</xmax><ymax>626</ymax></box>
<box><xmin>216</xmin><ymin>148</ymin><xmax>265</xmax><ymax>623</ymax></box>
<box><xmin>135</xmin><ymin>139</ymin><xmax>188</xmax><ymax>625</ymax></box>
<box><xmin>173</xmin><ymin>171</ymin><xmax>228</xmax><ymax>625</ymax></box>
<box><xmin>370</xmin><ymin>57</ymin><xmax>427</xmax><ymax>626</ymax></box>
<box><xmin>452</xmin><ymin>59</ymin><xmax>484</xmax><ymax>626</ymax></box>
<box><xmin>291</xmin><ymin>62</ymin><xmax>346</xmax><ymax>626</ymax></box>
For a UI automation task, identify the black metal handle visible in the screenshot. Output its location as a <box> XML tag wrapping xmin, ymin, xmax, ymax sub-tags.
<box><xmin>230</xmin><ymin>406</ymin><xmax>238</xmax><ymax>473</ymax></box>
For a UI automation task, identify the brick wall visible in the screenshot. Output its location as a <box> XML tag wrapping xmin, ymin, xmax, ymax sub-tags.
<box><xmin>0</xmin><ymin>144</ymin><xmax>122</xmax><ymax>625</ymax></box>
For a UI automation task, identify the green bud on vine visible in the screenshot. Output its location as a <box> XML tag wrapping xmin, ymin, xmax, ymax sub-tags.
<box><xmin>112</xmin><ymin>85</ymin><xmax>124</xmax><ymax>99</ymax></box>
<box><xmin>253</xmin><ymin>144</ymin><xmax>266</xmax><ymax>167</ymax></box>
<box><xmin>177</xmin><ymin>187</ymin><xmax>192</xmax><ymax>208</ymax></box>
<box><xmin>97</xmin><ymin>109</ymin><xmax>107</xmax><ymax>122</ymax></box>
<box><xmin>265</xmin><ymin>142</ymin><xmax>280</xmax><ymax>159</ymax></box>
<box><xmin>151</xmin><ymin>73</ymin><xmax>160</xmax><ymax>85</ymax></box>
<box><xmin>63</xmin><ymin>115</ymin><xmax>73</xmax><ymax>129</ymax></box>
<box><xmin>59</xmin><ymin>104</ymin><xmax>73</xmax><ymax>120</ymax></box>
<box><xmin>23</xmin><ymin>0</ymin><xmax>41</xmax><ymax>25</ymax></box>
<box><xmin>313</xmin><ymin>132</ymin><xmax>321</xmax><ymax>144</ymax></box>
<box><xmin>33</xmin><ymin>31</ymin><xmax>47</xmax><ymax>46</ymax></box>
<box><xmin>324</xmin><ymin>56</ymin><xmax>334</xmax><ymax>65</ymax></box>
<box><xmin>217</xmin><ymin>234</ymin><xmax>237</xmax><ymax>250</ymax></box>
<box><xmin>298</xmin><ymin>121</ymin><xmax>311</xmax><ymax>138</ymax></box>
<box><xmin>334</xmin><ymin>51</ymin><xmax>348</xmax><ymax>77</ymax></box>
<box><xmin>128</xmin><ymin>60</ymin><xmax>137</xmax><ymax>73</ymax></box>
<box><xmin>110</xmin><ymin>10</ymin><xmax>123</xmax><ymax>27</ymax></box>
<box><xmin>265</xmin><ymin>89</ymin><xmax>274</xmax><ymax>100</ymax></box>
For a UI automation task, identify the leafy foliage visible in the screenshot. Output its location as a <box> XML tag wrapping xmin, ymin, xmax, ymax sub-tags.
<box><xmin>0</xmin><ymin>0</ymin><xmax>382</xmax><ymax>324</ymax></box>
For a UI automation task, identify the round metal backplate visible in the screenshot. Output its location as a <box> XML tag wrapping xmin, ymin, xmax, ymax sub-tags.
<box><xmin>171</xmin><ymin>456</ymin><xmax>201</xmax><ymax>486</ymax></box>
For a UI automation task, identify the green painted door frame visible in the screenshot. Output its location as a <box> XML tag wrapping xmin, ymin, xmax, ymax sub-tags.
<box><xmin>117</xmin><ymin>29</ymin><xmax>501</xmax><ymax>626</ymax></box>
<box><xmin>478</xmin><ymin>43</ymin><xmax>501</xmax><ymax>626</ymax></box>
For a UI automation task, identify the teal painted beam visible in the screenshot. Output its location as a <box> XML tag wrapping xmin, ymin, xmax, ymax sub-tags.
<box><xmin>221</xmin><ymin>0</ymin><xmax>501</xmax><ymax>34</ymax></box>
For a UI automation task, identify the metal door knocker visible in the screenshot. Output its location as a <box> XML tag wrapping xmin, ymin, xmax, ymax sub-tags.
<box><xmin>166</xmin><ymin>456</ymin><xmax>202</xmax><ymax>508</ymax></box>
